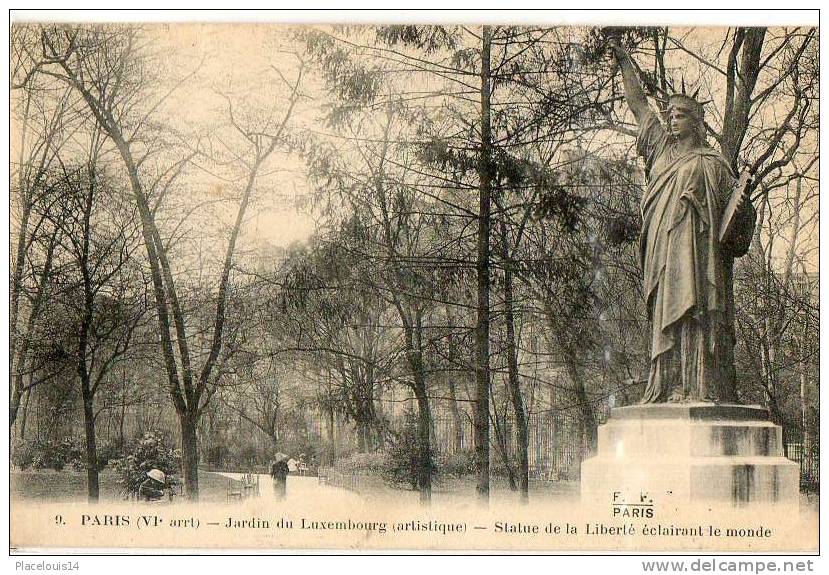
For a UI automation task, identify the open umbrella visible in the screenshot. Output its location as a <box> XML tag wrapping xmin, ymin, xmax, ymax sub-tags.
<box><xmin>147</xmin><ymin>469</ymin><xmax>166</xmax><ymax>483</ymax></box>
<box><xmin>273</xmin><ymin>452</ymin><xmax>289</xmax><ymax>463</ymax></box>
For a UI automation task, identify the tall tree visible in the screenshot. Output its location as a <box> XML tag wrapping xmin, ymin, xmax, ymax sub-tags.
<box><xmin>48</xmin><ymin>150</ymin><xmax>146</xmax><ymax>502</ymax></box>
<box><xmin>33</xmin><ymin>24</ymin><xmax>305</xmax><ymax>498</ymax></box>
<box><xmin>10</xmin><ymin>26</ymin><xmax>82</xmax><ymax>427</ymax></box>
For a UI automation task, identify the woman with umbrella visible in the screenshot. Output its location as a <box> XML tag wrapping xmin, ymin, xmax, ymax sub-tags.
<box><xmin>270</xmin><ymin>453</ymin><xmax>290</xmax><ymax>499</ymax></box>
<box><xmin>139</xmin><ymin>469</ymin><xmax>168</xmax><ymax>502</ymax></box>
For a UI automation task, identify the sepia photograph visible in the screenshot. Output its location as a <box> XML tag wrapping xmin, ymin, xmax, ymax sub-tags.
<box><xmin>7</xmin><ymin>11</ymin><xmax>820</xmax><ymax>553</ymax></box>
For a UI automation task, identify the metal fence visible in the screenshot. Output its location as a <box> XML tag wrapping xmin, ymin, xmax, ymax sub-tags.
<box><xmin>317</xmin><ymin>467</ymin><xmax>383</xmax><ymax>492</ymax></box>
<box><xmin>429</xmin><ymin>414</ymin><xmax>819</xmax><ymax>490</ymax></box>
<box><xmin>785</xmin><ymin>443</ymin><xmax>820</xmax><ymax>491</ymax></box>
<box><xmin>429</xmin><ymin>409</ymin><xmax>607</xmax><ymax>481</ymax></box>
<box><xmin>355</xmin><ymin>408</ymin><xmax>819</xmax><ymax>492</ymax></box>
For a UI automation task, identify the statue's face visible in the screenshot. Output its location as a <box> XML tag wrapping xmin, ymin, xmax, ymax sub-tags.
<box><xmin>667</xmin><ymin>108</ymin><xmax>696</xmax><ymax>141</ymax></box>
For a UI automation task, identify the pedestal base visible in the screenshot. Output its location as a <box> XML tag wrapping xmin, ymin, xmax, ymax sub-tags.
<box><xmin>581</xmin><ymin>404</ymin><xmax>798</xmax><ymax>505</ymax></box>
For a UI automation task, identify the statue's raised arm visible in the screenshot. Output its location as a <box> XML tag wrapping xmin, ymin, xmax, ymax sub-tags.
<box><xmin>606</xmin><ymin>33</ymin><xmax>650</xmax><ymax>125</ymax></box>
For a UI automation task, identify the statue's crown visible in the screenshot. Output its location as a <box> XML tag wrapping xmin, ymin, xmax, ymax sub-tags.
<box><xmin>667</xmin><ymin>79</ymin><xmax>709</xmax><ymax>120</ymax></box>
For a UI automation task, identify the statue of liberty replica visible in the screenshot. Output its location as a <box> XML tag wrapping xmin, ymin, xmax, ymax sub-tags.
<box><xmin>581</xmin><ymin>31</ymin><xmax>797</xmax><ymax>506</ymax></box>
<box><xmin>608</xmin><ymin>33</ymin><xmax>756</xmax><ymax>405</ymax></box>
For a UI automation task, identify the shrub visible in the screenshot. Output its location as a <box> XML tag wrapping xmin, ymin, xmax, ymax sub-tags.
<box><xmin>436</xmin><ymin>449</ymin><xmax>476</xmax><ymax>478</ymax></box>
<box><xmin>12</xmin><ymin>440</ymin><xmax>33</xmax><ymax>470</ymax></box>
<box><xmin>204</xmin><ymin>444</ymin><xmax>229</xmax><ymax>468</ymax></box>
<box><xmin>334</xmin><ymin>451</ymin><xmax>391</xmax><ymax>474</ymax></box>
<box><xmin>330</xmin><ymin>415</ymin><xmax>478</xmax><ymax>490</ymax></box>
<box><xmin>12</xmin><ymin>437</ymin><xmax>85</xmax><ymax>471</ymax></box>
<box><xmin>95</xmin><ymin>440</ymin><xmax>124</xmax><ymax>470</ymax></box>
<box><xmin>11</xmin><ymin>439</ymin><xmax>35</xmax><ymax>470</ymax></box>
<box><xmin>383</xmin><ymin>410</ymin><xmax>434</xmax><ymax>490</ymax></box>
<box><xmin>237</xmin><ymin>443</ymin><xmax>261</xmax><ymax>467</ymax></box>
<box><xmin>282</xmin><ymin>436</ymin><xmax>319</xmax><ymax>471</ymax></box>
<box><xmin>110</xmin><ymin>430</ymin><xmax>181</xmax><ymax>497</ymax></box>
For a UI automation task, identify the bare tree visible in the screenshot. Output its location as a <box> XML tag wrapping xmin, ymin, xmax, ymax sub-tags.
<box><xmin>47</xmin><ymin>142</ymin><xmax>147</xmax><ymax>502</ymax></box>
<box><xmin>10</xmin><ymin>26</ymin><xmax>83</xmax><ymax>426</ymax></box>
<box><xmin>34</xmin><ymin>24</ymin><xmax>305</xmax><ymax>498</ymax></box>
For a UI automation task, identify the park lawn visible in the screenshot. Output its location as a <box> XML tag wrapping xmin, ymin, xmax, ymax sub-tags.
<box><xmin>335</xmin><ymin>473</ymin><xmax>580</xmax><ymax>507</ymax></box>
<box><xmin>11</xmin><ymin>468</ymin><xmax>238</xmax><ymax>503</ymax></box>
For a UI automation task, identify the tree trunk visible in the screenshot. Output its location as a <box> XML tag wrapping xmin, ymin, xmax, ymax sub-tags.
<box><xmin>800</xmin><ymin>359</ymin><xmax>810</xmax><ymax>455</ymax></box>
<box><xmin>800</xmin><ymin>314</ymin><xmax>812</xmax><ymax>457</ymax></box>
<box><xmin>562</xmin><ymin>350</ymin><xmax>598</xmax><ymax>456</ymax></box>
<box><xmin>180</xmin><ymin>412</ymin><xmax>200</xmax><ymax>500</ymax></box>
<box><xmin>474</xmin><ymin>24</ymin><xmax>493</xmax><ymax>505</ymax></box>
<box><xmin>503</xmin><ymin>262</ymin><xmax>529</xmax><ymax>502</ymax></box>
<box><xmin>9</xmin><ymin>199</ymin><xmax>31</xmax><ymax>393</ymax></box>
<box><xmin>77</xmin><ymin>302</ymin><xmax>100</xmax><ymax>504</ymax></box>
<box><xmin>781</xmin><ymin>177</ymin><xmax>803</xmax><ymax>289</ymax></box>
<box><xmin>445</xmin><ymin>311</ymin><xmax>465</xmax><ymax>453</ymax></box>
<box><xmin>327</xmin><ymin>403</ymin><xmax>336</xmax><ymax>466</ymax></box>
<box><xmin>9</xmin><ymin>95</ymin><xmax>33</xmax><ymax>381</ymax></box>
<box><xmin>491</xmin><ymin>404</ymin><xmax>517</xmax><ymax>491</ymax></box>
<box><xmin>356</xmin><ymin>423</ymin><xmax>364</xmax><ymax>452</ymax></box>
<box><xmin>413</xmin><ymin>385</ymin><xmax>432</xmax><ymax>505</ymax></box>
<box><xmin>77</xmin><ymin>169</ymin><xmax>99</xmax><ymax>504</ymax></box>
<box><xmin>118</xmin><ymin>371</ymin><xmax>127</xmax><ymax>447</ymax></box>
<box><xmin>446</xmin><ymin>375</ymin><xmax>464</xmax><ymax>453</ymax></box>
<box><xmin>365</xmin><ymin>421</ymin><xmax>373</xmax><ymax>452</ymax></box>
<box><xmin>19</xmin><ymin>388</ymin><xmax>31</xmax><ymax>440</ymax></box>
<box><xmin>10</xmin><ymin>375</ymin><xmax>24</xmax><ymax>428</ymax></box>
<box><xmin>11</xmin><ymin>334</ymin><xmax>35</xmax><ymax>427</ymax></box>
<box><xmin>400</xmin><ymin>313</ymin><xmax>433</xmax><ymax>504</ymax></box>
<box><xmin>760</xmin><ymin>338</ymin><xmax>787</xmax><ymax>455</ymax></box>
<box><xmin>720</xmin><ymin>28</ymin><xmax>767</xmax><ymax>170</ymax></box>
<box><xmin>545</xmin><ymin>304</ymin><xmax>598</xmax><ymax>459</ymax></box>
<box><xmin>375</xmin><ymin>384</ymin><xmax>385</xmax><ymax>448</ymax></box>
<box><xmin>10</xmin><ymin>226</ymin><xmax>59</xmax><ymax>428</ymax></box>
<box><xmin>81</xmin><ymin>387</ymin><xmax>100</xmax><ymax>503</ymax></box>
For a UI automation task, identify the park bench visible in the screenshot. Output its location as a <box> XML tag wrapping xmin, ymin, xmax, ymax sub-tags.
<box><xmin>242</xmin><ymin>472</ymin><xmax>260</xmax><ymax>497</ymax></box>
<box><xmin>227</xmin><ymin>478</ymin><xmax>244</xmax><ymax>501</ymax></box>
<box><xmin>529</xmin><ymin>465</ymin><xmax>554</xmax><ymax>481</ymax></box>
<box><xmin>125</xmin><ymin>479</ymin><xmax>183</xmax><ymax>503</ymax></box>
<box><xmin>228</xmin><ymin>473</ymin><xmax>259</xmax><ymax>501</ymax></box>
<box><xmin>167</xmin><ymin>482</ymin><xmax>183</xmax><ymax>500</ymax></box>
<box><xmin>317</xmin><ymin>467</ymin><xmax>330</xmax><ymax>485</ymax></box>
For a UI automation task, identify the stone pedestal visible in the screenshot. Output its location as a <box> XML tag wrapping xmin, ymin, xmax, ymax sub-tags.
<box><xmin>581</xmin><ymin>404</ymin><xmax>799</xmax><ymax>505</ymax></box>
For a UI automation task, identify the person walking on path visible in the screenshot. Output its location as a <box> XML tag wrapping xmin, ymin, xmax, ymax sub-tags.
<box><xmin>270</xmin><ymin>453</ymin><xmax>289</xmax><ymax>499</ymax></box>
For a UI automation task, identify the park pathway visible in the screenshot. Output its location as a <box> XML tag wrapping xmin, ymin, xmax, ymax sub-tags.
<box><xmin>211</xmin><ymin>472</ymin><xmax>363</xmax><ymax>506</ymax></box>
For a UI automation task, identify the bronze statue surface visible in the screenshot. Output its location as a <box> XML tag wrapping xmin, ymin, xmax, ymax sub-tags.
<box><xmin>609</xmin><ymin>36</ymin><xmax>756</xmax><ymax>404</ymax></box>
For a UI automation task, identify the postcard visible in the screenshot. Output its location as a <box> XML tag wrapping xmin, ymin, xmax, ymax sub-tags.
<box><xmin>9</xmin><ymin>14</ymin><xmax>819</xmax><ymax>553</ymax></box>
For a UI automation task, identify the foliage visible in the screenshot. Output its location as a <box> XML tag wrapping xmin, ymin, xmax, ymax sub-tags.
<box><xmin>533</xmin><ymin>183</ymin><xmax>589</xmax><ymax>232</ymax></box>
<box><xmin>109</xmin><ymin>430</ymin><xmax>181</xmax><ymax>497</ymax></box>
<box><xmin>383</xmin><ymin>410</ymin><xmax>434</xmax><ymax>490</ymax></box>
<box><xmin>95</xmin><ymin>440</ymin><xmax>125</xmax><ymax>469</ymax></box>
<box><xmin>12</xmin><ymin>437</ymin><xmax>86</xmax><ymax>472</ymax></box>
<box><xmin>435</xmin><ymin>449</ymin><xmax>476</xmax><ymax>479</ymax></box>
<box><xmin>375</xmin><ymin>25</ymin><xmax>461</xmax><ymax>53</ymax></box>
<box><xmin>334</xmin><ymin>451</ymin><xmax>391</xmax><ymax>475</ymax></box>
<box><xmin>204</xmin><ymin>444</ymin><xmax>230</xmax><ymax>468</ymax></box>
<box><xmin>581</xmin><ymin>26</ymin><xmax>657</xmax><ymax>64</ymax></box>
<box><xmin>332</xmin><ymin>412</ymin><xmax>430</xmax><ymax>491</ymax></box>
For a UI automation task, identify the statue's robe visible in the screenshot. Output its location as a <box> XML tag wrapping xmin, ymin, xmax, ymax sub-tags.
<box><xmin>637</xmin><ymin>110</ymin><xmax>753</xmax><ymax>403</ymax></box>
